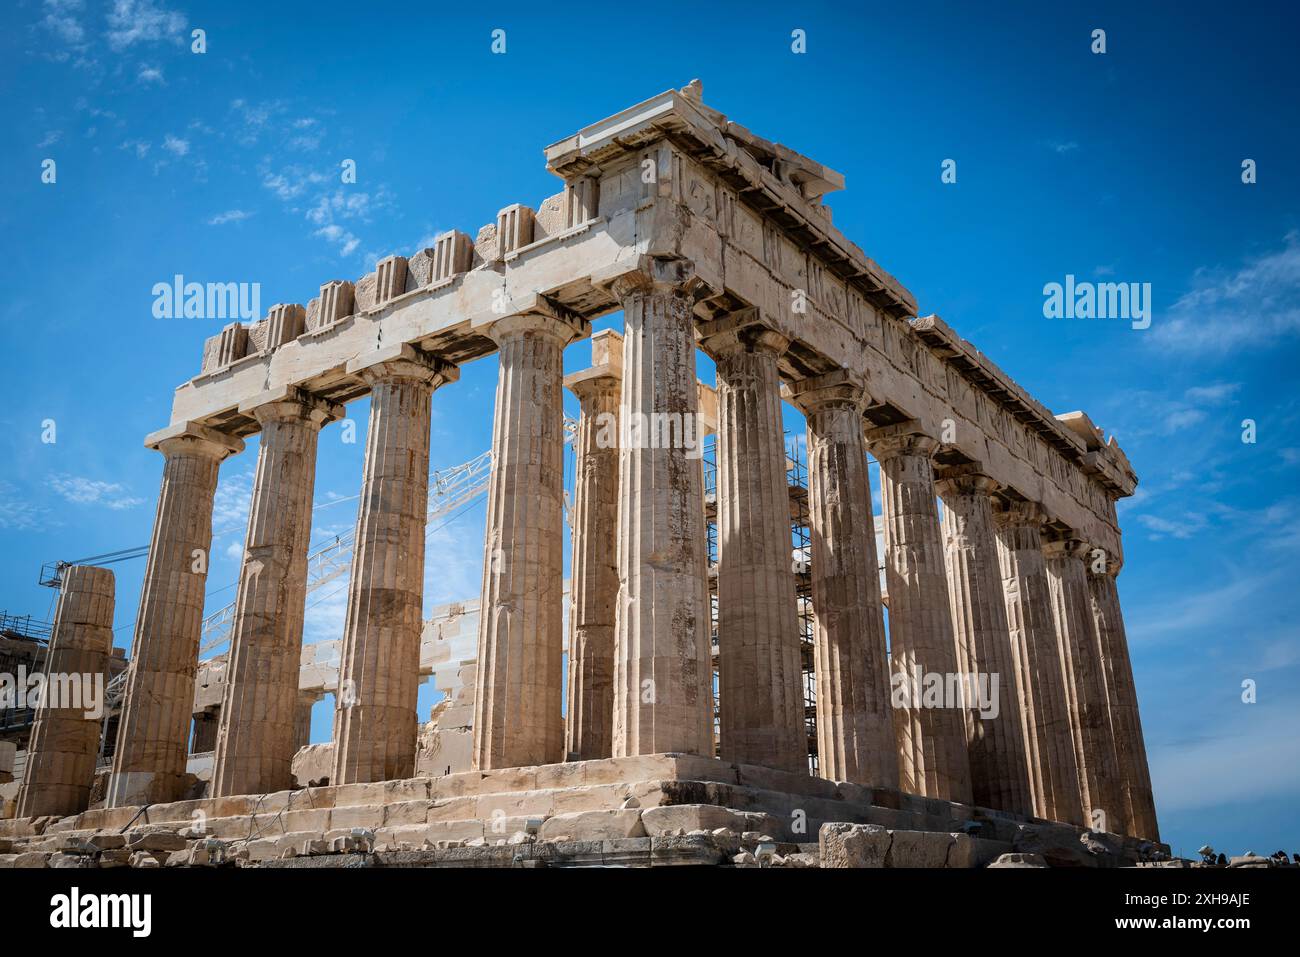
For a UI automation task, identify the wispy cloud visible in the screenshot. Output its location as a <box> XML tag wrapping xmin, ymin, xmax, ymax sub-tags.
<box><xmin>1153</xmin><ymin>232</ymin><xmax>1300</xmax><ymax>353</ymax></box>
<box><xmin>0</xmin><ymin>483</ymin><xmax>49</xmax><ymax>530</ymax></box>
<box><xmin>106</xmin><ymin>0</ymin><xmax>186</xmax><ymax>53</ymax></box>
<box><xmin>161</xmin><ymin>133</ymin><xmax>189</xmax><ymax>157</ymax></box>
<box><xmin>207</xmin><ymin>209</ymin><xmax>253</xmax><ymax>226</ymax></box>
<box><xmin>49</xmin><ymin>474</ymin><xmax>143</xmax><ymax>510</ymax></box>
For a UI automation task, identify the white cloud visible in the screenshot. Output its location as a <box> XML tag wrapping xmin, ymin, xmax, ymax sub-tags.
<box><xmin>39</xmin><ymin>0</ymin><xmax>87</xmax><ymax>46</ymax></box>
<box><xmin>207</xmin><ymin>209</ymin><xmax>253</xmax><ymax>226</ymax></box>
<box><xmin>0</xmin><ymin>483</ymin><xmax>48</xmax><ymax>530</ymax></box>
<box><xmin>136</xmin><ymin>63</ymin><xmax>164</xmax><ymax>85</ymax></box>
<box><xmin>1153</xmin><ymin>232</ymin><xmax>1300</xmax><ymax>352</ymax></box>
<box><xmin>49</xmin><ymin>474</ymin><xmax>143</xmax><ymax>510</ymax></box>
<box><xmin>106</xmin><ymin>0</ymin><xmax>186</xmax><ymax>52</ymax></box>
<box><xmin>161</xmin><ymin>133</ymin><xmax>188</xmax><ymax>156</ymax></box>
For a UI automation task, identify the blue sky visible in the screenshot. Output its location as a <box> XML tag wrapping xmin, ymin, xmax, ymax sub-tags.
<box><xmin>2</xmin><ymin>1</ymin><xmax>1298</xmax><ymax>857</ymax></box>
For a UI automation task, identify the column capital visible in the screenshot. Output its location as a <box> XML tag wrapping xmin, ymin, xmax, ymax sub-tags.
<box><xmin>934</xmin><ymin>462</ymin><xmax>999</xmax><ymax>496</ymax></box>
<box><xmin>698</xmin><ymin>309</ymin><xmax>790</xmax><ymax>360</ymax></box>
<box><xmin>788</xmin><ymin>368</ymin><xmax>869</xmax><ymax>416</ymax></box>
<box><xmin>863</xmin><ymin>420</ymin><xmax>938</xmax><ymax>461</ymax></box>
<box><xmin>565</xmin><ymin>371</ymin><xmax>621</xmax><ymax>404</ymax></box>
<box><xmin>482</xmin><ymin>308</ymin><xmax>587</xmax><ymax>348</ymax></box>
<box><xmin>1087</xmin><ymin>554</ymin><xmax>1124</xmax><ymax>578</ymax></box>
<box><xmin>146</xmin><ymin>421</ymin><xmax>244</xmax><ymax>461</ymax></box>
<box><xmin>238</xmin><ymin>386</ymin><xmax>345</xmax><ymax>430</ymax></box>
<box><xmin>599</xmin><ymin>255</ymin><xmax>707</xmax><ymax>303</ymax></box>
<box><xmin>346</xmin><ymin>343</ymin><xmax>459</xmax><ymax>388</ymax></box>
<box><xmin>1042</xmin><ymin>536</ymin><xmax>1092</xmax><ymax>561</ymax></box>
<box><xmin>992</xmin><ymin>497</ymin><xmax>1047</xmax><ymax>529</ymax></box>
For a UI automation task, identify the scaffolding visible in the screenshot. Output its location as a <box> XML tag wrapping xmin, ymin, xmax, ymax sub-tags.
<box><xmin>702</xmin><ymin>431</ymin><xmax>819</xmax><ymax>773</ymax></box>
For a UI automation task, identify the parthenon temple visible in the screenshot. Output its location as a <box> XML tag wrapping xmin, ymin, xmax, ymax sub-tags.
<box><xmin>1</xmin><ymin>83</ymin><xmax>1163</xmax><ymax>868</ymax></box>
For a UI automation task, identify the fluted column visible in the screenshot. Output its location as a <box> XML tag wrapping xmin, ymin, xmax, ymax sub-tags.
<box><xmin>211</xmin><ymin>390</ymin><xmax>340</xmax><ymax>797</ymax></box>
<box><xmin>993</xmin><ymin>501</ymin><xmax>1083</xmax><ymax>825</ymax></box>
<box><xmin>331</xmin><ymin>347</ymin><xmax>457</xmax><ymax>785</ymax></box>
<box><xmin>1044</xmin><ymin>537</ymin><xmax>1127</xmax><ymax>834</ymax></box>
<box><xmin>1090</xmin><ymin>559</ymin><xmax>1159</xmax><ymax>840</ymax></box>
<box><xmin>609</xmin><ymin>262</ymin><xmax>714</xmax><ymax>757</ymax></box>
<box><xmin>865</xmin><ymin>423</ymin><xmax>972</xmax><ymax>805</ymax></box>
<box><xmin>472</xmin><ymin>311</ymin><xmax>583</xmax><ymax>770</ymax></box>
<box><xmin>564</xmin><ymin>366</ymin><xmax>621</xmax><ymax>761</ymax></box>
<box><xmin>936</xmin><ymin>467</ymin><xmax>1034</xmax><ymax>816</ymax></box>
<box><xmin>108</xmin><ymin>424</ymin><xmax>243</xmax><ymax>808</ymax></box>
<box><xmin>790</xmin><ymin>371</ymin><xmax>898</xmax><ymax>787</ymax></box>
<box><xmin>17</xmin><ymin>566</ymin><xmax>115</xmax><ymax>818</ymax></box>
<box><xmin>703</xmin><ymin>318</ymin><xmax>805</xmax><ymax>772</ymax></box>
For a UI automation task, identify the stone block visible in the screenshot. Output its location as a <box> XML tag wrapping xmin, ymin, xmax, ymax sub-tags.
<box><xmin>886</xmin><ymin>830</ymin><xmax>956</xmax><ymax>868</ymax></box>
<box><xmin>819</xmin><ymin>822</ymin><xmax>891</xmax><ymax>868</ymax></box>
<box><xmin>988</xmin><ymin>852</ymin><xmax>1049</xmax><ymax>868</ymax></box>
<box><xmin>947</xmin><ymin>834</ymin><xmax>1014</xmax><ymax>868</ymax></box>
<box><xmin>539</xmin><ymin>810</ymin><xmax>646</xmax><ymax>842</ymax></box>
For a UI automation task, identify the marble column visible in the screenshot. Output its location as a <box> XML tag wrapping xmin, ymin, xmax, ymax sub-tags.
<box><xmin>1090</xmin><ymin>560</ymin><xmax>1160</xmax><ymax>840</ymax></box>
<box><xmin>936</xmin><ymin>467</ymin><xmax>1034</xmax><ymax>816</ymax></box>
<box><xmin>211</xmin><ymin>390</ymin><xmax>339</xmax><ymax>798</ymax></box>
<box><xmin>993</xmin><ymin>501</ymin><xmax>1083</xmax><ymax>825</ymax></box>
<box><xmin>17</xmin><ymin>566</ymin><xmax>115</xmax><ymax>819</ymax></box>
<box><xmin>294</xmin><ymin>692</ymin><xmax>321</xmax><ymax>752</ymax></box>
<box><xmin>609</xmin><ymin>263</ymin><xmax>714</xmax><ymax>758</ymax></box>
<box><xmin>108</xmin><ymin>424</ymin><xmax>243</xmax><ymax>808</ymax></box>
<box><xmin>331</xmin><ymin>347</ymin><xmax>457</xmax><ymax>786</ymax></box>
<box><xmin>1044</xmin><ymin>537</ymin><xmax>1127</xmax><ymax>834</ymax></box>
<box><xmin>472</xmin><ymin>312</ymin><xmax>582</xmax><ymax>770</ymax></box>
<box><xmin>704</xmin><ymin>319</ymin><xmax>805</xmax><ymax>772</ymax></box>
<box><xmin>790</xmin><ymin>371</ymin><xmax>898</xmax><ymax>787</ymax></box>
<box><xmin>563</xmin><ymin>365</ymin><xmax>621</xmax><ymax>761</ymax></box>
<box><xmin>865</xmin><ymin>423</ymin><xmax>972</xmax><ymax>805</ymax></box>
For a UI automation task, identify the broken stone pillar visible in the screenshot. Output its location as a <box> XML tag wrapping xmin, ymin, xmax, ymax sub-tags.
<box><xmin>865</xmin><ymin>423</ymin><xmax>972</xmax><ymax>805</ymax></box>
<box><xmin>472</xmin><ymin>310</ymin><xmax>583</xmax><ymax>770</ymax></box>
<box><xmin>703</xmin><ymin>315</ymin><xmax>805</xmax><ymax>773</ymax></box>
<box><xmin>1089</xmin><ymin>559</ymin><xmax>1159</xmax><ymax>841</ymax></box>
<box><xmin>211</xmin><ymin>389</ymin><xmax>340</xmax><ymax>798</ymax></box>
<box><xmin>789</xmin><ymin>371</ymin><xmax>898</xmax><ymax>788</ymax></box>
<box><xmin>332</xmin><ymin>346</ymin><xmax>458</xmax><ymax>785</ymax></box>
<box><xmin>108</xmin><ymin>424</ymin><xmax>243</xmax><ymax>808</ymax></box>
<box><xmin>935</xmin><ymin>467</ymin><xmax>1034</xmax><ymax>817</ymax></box>
<box><xmin>608</xmin><ymin>262</ymin><xmax>714</xmax><ymax>758</ymax></box>
<box><xmin>16</xmin><ymin>565</ymin><xmax>115</xmax><ymax>819</ymax></box>
<box><xmin>191</xmin><ymin>709</ymin><xmax>219</xmax><ymax>753</ymax></box>
<box><xmin>294</xmin><ymin>691</ymin><xmax>321</xmax><ymax>753</ymax></box>
<box><xmin>1044</xmin><ymin>537</ymin><xmax>1127</xmax><ymax>834</ymax></box>
<box><xmin>993</xmin><ymin>501</ymin><xmax>1083</xmax><ymax>826</ymax></box>
<box><xmin>563</xmin><ymin>334</ymin><xmax>622</xmax><ymax>761</ymax></box>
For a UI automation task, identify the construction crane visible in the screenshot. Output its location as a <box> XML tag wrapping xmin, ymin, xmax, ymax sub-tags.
<box><xmin>41</xmin><ymin>416</ymin><xmax>580</xmax><ymax>662</ymax></box>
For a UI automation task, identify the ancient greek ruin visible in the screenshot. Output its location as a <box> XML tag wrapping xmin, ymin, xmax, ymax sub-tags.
<box><xmin>1</xmin><ymin>83</ymin><xmax>1167</xmax><ymax>869</ymax></box>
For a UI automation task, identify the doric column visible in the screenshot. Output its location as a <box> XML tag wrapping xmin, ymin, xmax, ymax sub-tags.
<box><xmin>331</xmin><ymin>346</ymin><xmax>457</xmax><ymax>785</ymax></box>
<box><xmin>17</xmin><ymin>566</ymin><xmax>115</xmax><ymax>819</ymax></box>
<box><xmin>608</xmin><ymin>261</ymin><xmax>714</xmax><ymax>758</ymax></box>
<box><xmin>108</xmin><ymin>423</ymin><xmax>243</xmax><ymax>808</ymax></box>
<box><xmin>472</xmin><ymin>310</ymin><xmax>584</xmax><ymax>770</ymax></box>
<box><xmin>702</xmin><ymin>315</ymin><xmax>805</xmax><ymax>772</ymax></box>
<box><xmin>1044</xmin><ymin>537</ymin><xmax>1127</xmax><ymax>834</ymax></box>
<box><xmin>211</xmin><ymin>389</ymin><xmax>340</xmax><ymax>798</ymax></box>
<box><xmin>993</xmin><ymin>501</ymin><xmax>1083</xmax><ymax>825</ymax></box>
<box><xmin>865</xmin><ymin>422</ymin><xmax>972</xmax><ymax>805</ymax></box>
<box><xmin>936</xmin><ymin>466</ymin><xmax>1034</xmax><ymax>816</ymax></box>
<box><xmin>789</xmin><ymin>371</ymin><xmax>898</xmax><ymax>787</ymax></box>
<box><xmin>1089</xmin><ymin>559</ymin><xmax>1159</xmax><ymax>840</ymax></box>
<box><xmin>563</xmin><ymin>343</ymin><xmax>622</xmax><ymax>761</ymax></box>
